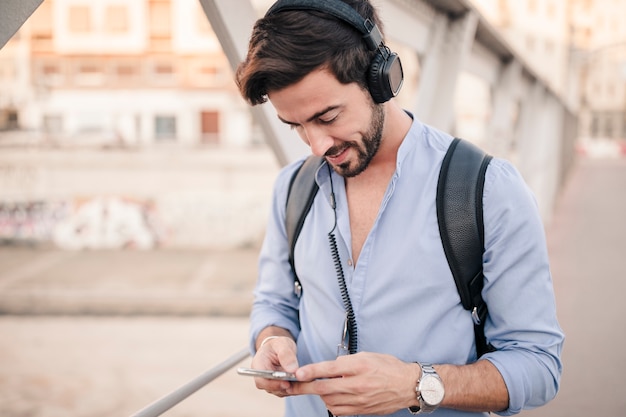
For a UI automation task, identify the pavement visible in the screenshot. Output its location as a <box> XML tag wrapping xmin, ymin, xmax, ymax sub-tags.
<box><xmin>1</xmin><ymin>155</ymin><xmax>626</xmax><ymax>416</ymax></box>
<box><xmin>520</xmin><ymin>156</ymin><xmax>626</xmax><ymax>417</ymax></box>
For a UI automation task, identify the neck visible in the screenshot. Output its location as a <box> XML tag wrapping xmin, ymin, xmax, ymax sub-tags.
<box><xmin>370</xmin><ymin>100</ymin><xmax>413</xmax><ymax>169</ymax></box>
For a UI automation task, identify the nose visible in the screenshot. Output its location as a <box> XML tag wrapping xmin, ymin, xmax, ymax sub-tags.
<box><xmin>302</xmin><ymin>125</ymin><xmax>333</xmax><ymax>157</ymax></box>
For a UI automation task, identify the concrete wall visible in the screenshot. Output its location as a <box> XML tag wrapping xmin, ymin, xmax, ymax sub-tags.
<box><xmin>0</xmin><ymin>147</ymin><xmax>279</xmax><ymax>249</ymax></box>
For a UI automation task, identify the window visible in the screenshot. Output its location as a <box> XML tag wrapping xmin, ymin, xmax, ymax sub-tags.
<box><xmin>115</xmin><ymin>62</ymin><xmax>140</xmax><ymax>83</ymax></box>
<box><xmin>43</xmin><ymin>64</ymin><xmax>60</xmax><ymax>75</ymax></box>
<box><xmin>1</xmin><ymin>109</ymin><xmax>19</xmax><ymax>130</ymax></box>
<box><xmin>151</xmin><ymin>62</ymin><xmax>176</xmax><ymax>84</ymax></box>
<box><xmin>30</xmin><ymin>1</ymin><xmax>53</xmax><ymax>35</ymax></box>
<box><xmin>199</xmin><ymin>66</ymin><xmax>217</xmax><ymax>77</ymax></box>
<box><xmin>149</xmin><ymin>0</ymin><xmax>171</xmax><ymax>36</ymax></box>
<box><xmin>116</xmin><ymin>64</ymin><xmax>136</xmax><ymax>77</ymax></box>
<box><xmin>75</xmin><ymin>62</ymin><xmax>105</xmax><ymax>86</ymax></box>
<box><xmin>590</xmin><ymin>115</ymin><xmax>599</xmax><ymax>138</ymax></box>
<box><xmin>105</xmin><ymin>5</ymin><xmax>129</xmax><ymax>33</ymax></box>
<box><xmin>39</xmin><ymin>62</ymin><xmax>64</xmax><ymax>86</ymax></box>
<box><xmin>149</xmin><ymin>0</ymin><xmax>172</xmax><ymax>51</ymax></box>
<box><xmin>30</xmin><ymin>1</ymin><xmax>53</xmax><ymax>50</ymax></box>
<box><xmin>604</xmin><ymin>116</ymin><xmax>614</xmax><ymax>138</ymax></box>
<box><xmin>69</xmin><ymin>5</ymin><xmax>92</xmax><ymax>33</ymax></box>
<box><xmin>154</xmin><ymin>63</ymin><xmax>173</xmax><ymax>75</ymax></box>
<box><xmin>155</xmin><ymin>115</ymin><xmax>176</xmax><ymax>140</ymax></box>
<box><xmin>200</xmin><ymin>111</ymin><xmax>220</xmax><ymax>144</ymax></box>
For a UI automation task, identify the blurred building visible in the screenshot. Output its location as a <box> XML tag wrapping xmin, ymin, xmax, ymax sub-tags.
<box><xmin>570</xmin><ymin>0</ymin><xmax>626</xmax><ymax>142</ymax></box>
<box><xmin>0</xmin><ymin>0</ymin><xmax>280</xmax><ymax>250</ymax></box>
<box><xmin>471</xmin><ymin>0</ymin><xmax>626</xmax><ymax>143</ymax></box>
<box><xmin>0</xmin><ymin>0</ymin><xmax>255</xmax><ymax>147</ymax></box>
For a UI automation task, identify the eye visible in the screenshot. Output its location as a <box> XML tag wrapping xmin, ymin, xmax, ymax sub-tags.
<box><xmin>319</xmin><ymin>114</ymin><xmax>338</xmax><ymax>125</ymax></box>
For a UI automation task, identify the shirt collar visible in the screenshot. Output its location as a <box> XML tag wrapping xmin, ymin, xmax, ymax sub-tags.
<box><xmin>394</xmin><ymin>111</ymin><xmax>424</xmax><ymax>177</ymax></box>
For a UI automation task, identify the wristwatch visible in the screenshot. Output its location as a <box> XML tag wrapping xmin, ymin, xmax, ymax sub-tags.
<box><xmin>408</xmin><ymin>363</ymin><xmax>445</xmax><ymax>414</ymax></box>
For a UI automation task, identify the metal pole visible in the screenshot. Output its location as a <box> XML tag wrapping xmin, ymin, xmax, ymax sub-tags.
<box><xmin>130</xmin><ymin>347</ymin><xmax>250</xmax><ymax>417</ymax></box>
<box><xmin>0</xmin><ymin>0</ymin><xmax>43</xmax><ymax>49</ymax></box>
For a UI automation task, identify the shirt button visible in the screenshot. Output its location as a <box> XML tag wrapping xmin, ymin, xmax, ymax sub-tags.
<box><xmin>347</xmin><ymin>259</ymin><xmax>353</xmax><ymax>266</ymax></box>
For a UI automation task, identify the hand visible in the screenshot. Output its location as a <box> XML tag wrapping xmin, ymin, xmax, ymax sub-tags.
<box><xmin>288</xmin><ymin>352</ymin><xmax>420</xmax><ymax>416</ymax></box>
<box><xmin>251</xmin><ymin>336</ymin><xmax>299</xmax><ymax>397</ymax></box>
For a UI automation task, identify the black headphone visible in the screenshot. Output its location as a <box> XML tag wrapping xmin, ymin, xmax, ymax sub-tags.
<box><xmin>265</xmin><ymin>0</ymin><xmax>404</xmax><ymax>103</ymax></box>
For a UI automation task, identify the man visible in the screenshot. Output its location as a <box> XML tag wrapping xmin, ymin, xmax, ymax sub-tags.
<box><xmin>235</xmin><ymin>1</ymin><xmax>563</xmax><ymax>416</ymax></box>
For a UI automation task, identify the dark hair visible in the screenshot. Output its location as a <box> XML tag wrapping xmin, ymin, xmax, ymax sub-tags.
<box><xmin>235</xmin><ymin>0</ymin><xmax>384</xmax><ymax>105</ymax></box>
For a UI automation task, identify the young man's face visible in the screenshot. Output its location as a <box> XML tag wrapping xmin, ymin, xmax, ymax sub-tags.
<box><xmin>268</xmin><ymin>68</ymin><xmax>384</xmax><ymax>177</ymax></box>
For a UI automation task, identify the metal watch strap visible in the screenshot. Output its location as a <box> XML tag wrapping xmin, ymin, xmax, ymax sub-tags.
<box><xmin>409</xmin><ymin>363</ymin><xmax>441</xmax><ymax>414</ymax></box>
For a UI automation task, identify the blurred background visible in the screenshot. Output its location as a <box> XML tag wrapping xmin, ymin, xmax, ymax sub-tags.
<box><xmin>0</xmin><ymin>0</ymin><xmax>625</xmax><ymax>416</ymax></box>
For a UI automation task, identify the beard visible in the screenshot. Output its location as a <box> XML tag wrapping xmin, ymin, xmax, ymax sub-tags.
<box><xmin>325</xmin><ymin>102</ymin><xmax>385</xmax><ymax>178</ymax></box>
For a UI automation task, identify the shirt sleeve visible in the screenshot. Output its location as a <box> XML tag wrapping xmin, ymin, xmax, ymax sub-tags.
<box><xmin>479</xmin><ymin>158</ymin><xmax>564</xmax><ymax>415</ymax></box>
<box><xmin>248</xmin><ymin>159</ymin><xmax>305</xmax><ymax>355</ymax></box>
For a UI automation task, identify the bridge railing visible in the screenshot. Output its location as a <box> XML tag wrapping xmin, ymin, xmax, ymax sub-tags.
<box><xmin>130</xmin><ymin>347</ymin><xmax>250</xmax><ymax>417</ymax></box>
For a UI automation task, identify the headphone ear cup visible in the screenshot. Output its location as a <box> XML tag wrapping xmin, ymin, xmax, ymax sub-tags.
<box><xmin>367</xmin><ymin>51</ymin><xmax>403</xmax><ymax>104</ymax></box>
<box><xmin>367</xmin><ymin>51</ymin><xmax>390</xmax><ymax>103</ymax></box>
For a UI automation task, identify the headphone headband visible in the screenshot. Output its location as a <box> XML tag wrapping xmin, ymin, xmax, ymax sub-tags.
<box><xmin>265</xmin><ymin>0</ymin><xmax>383</xmax><ymax>51</ymax></box>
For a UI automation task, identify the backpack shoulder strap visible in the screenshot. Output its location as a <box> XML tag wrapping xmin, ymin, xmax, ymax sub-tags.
<box><xmin>286</xmin><ymin>155</ymin><xmax>323</xmax><ymax>296</ymax></box>
<box><xmin>436</xmin><ymin>138</ymin><xmax>493</xmax><ymax>357</ymax></box>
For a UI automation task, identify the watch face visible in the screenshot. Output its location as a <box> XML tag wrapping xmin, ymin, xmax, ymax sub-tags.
<box><xmin>420</xmin><ymin>375</ymin><xmax>445</xmax><ymax>406</ymax></box>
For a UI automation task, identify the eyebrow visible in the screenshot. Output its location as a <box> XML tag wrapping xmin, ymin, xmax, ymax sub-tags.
<box><xmin>277</xmin><ymin>105</ymin><xmax>340</xmax><ymax>126</ymax></box>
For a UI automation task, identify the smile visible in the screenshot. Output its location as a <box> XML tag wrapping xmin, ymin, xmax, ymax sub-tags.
<box><xmin>325</xmin><ymin>146</ymin><xmax>350</xmax><ymax>164</ymax></box>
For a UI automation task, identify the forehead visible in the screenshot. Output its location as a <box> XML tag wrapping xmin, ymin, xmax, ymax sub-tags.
<box><xmin>268</xmin><ymin>68</ymin><xmax>364</xmax><ymax>121</ymax></box>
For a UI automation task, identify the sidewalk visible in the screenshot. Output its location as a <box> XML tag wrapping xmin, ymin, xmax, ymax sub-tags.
<box><xmin>523</xmin><ymin>156</ymin><xmax>626</xmax><ymax>417</ymax></box>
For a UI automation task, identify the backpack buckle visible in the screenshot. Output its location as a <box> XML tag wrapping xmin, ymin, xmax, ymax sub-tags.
<box><xmin>471</xmin><ymin>303</ymin><xmax>488</xmax><ymax>325</ymax></box>
<box><xmin>471</xmin><ymin>307</ymin><xmax>481</xmax><ymax>325</ymax></box>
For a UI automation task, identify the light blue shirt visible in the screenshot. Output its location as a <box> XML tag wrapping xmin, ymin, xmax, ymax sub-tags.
<box><xmin>250</xmin><ymin>116</ymin><xmax>564</xmax><ymax>417</ymax></box>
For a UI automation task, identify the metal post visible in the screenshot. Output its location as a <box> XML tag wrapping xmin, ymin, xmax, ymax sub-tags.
<box><xmin>130</xmin><ymin>347</ymin><xmax>250</xmax><ymax>417</ymax></box>
<box><xmin>0</xmin><ymin>0</ymin><xmax>43</xmax><ymax>49</ymax></box>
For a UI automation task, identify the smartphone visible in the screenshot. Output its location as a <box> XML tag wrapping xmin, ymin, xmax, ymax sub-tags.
<box><xmin>236</xmin><ymin>367</ymin><xmax>298</xmax><ymax>381</ymax></box>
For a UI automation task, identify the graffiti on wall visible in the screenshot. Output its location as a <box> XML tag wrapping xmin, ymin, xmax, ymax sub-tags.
<box><xmin>0</xmin><ymin>201</ymin><xmax>69</xmax><ymax>243</ymax></box>
<box><xmin>0</xmin><ymin>197</ymin><xmax>164</xmax><ymax>250</ymax></box>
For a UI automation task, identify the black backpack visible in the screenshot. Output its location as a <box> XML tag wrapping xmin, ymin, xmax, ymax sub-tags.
<box><xmin>285</xmin><ymin>138</ymin><xmax>494</xmax><ymax>357</ymax></box>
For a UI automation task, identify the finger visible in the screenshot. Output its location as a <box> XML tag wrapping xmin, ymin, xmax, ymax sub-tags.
<box><xmin>295</xmin><ymin>357</ymin><xmax>353</xmax><ymax>382</ymax></box>
<box><xmin>257</xmin><ymin>337</ymin><xmax>299</xmax><ymax>373</ymax></box>
<box><xmin>255</xmin><ymin>377</ymin><xmax>293</xmax><ymax>393</ymax></box>
<box><xmin>290</xmin><ymin>382</ymin><xmax>359</xmax><ymax>416</ymax></box>
<box><xmin>287</xmin><ymin>374</ymin><xmax>345</xmax><ymax>396</ymax></box>
<box><xmin>273</xmin><ymin>341</ymin><xmax>299</xmax><ymax>373</ymax></box>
